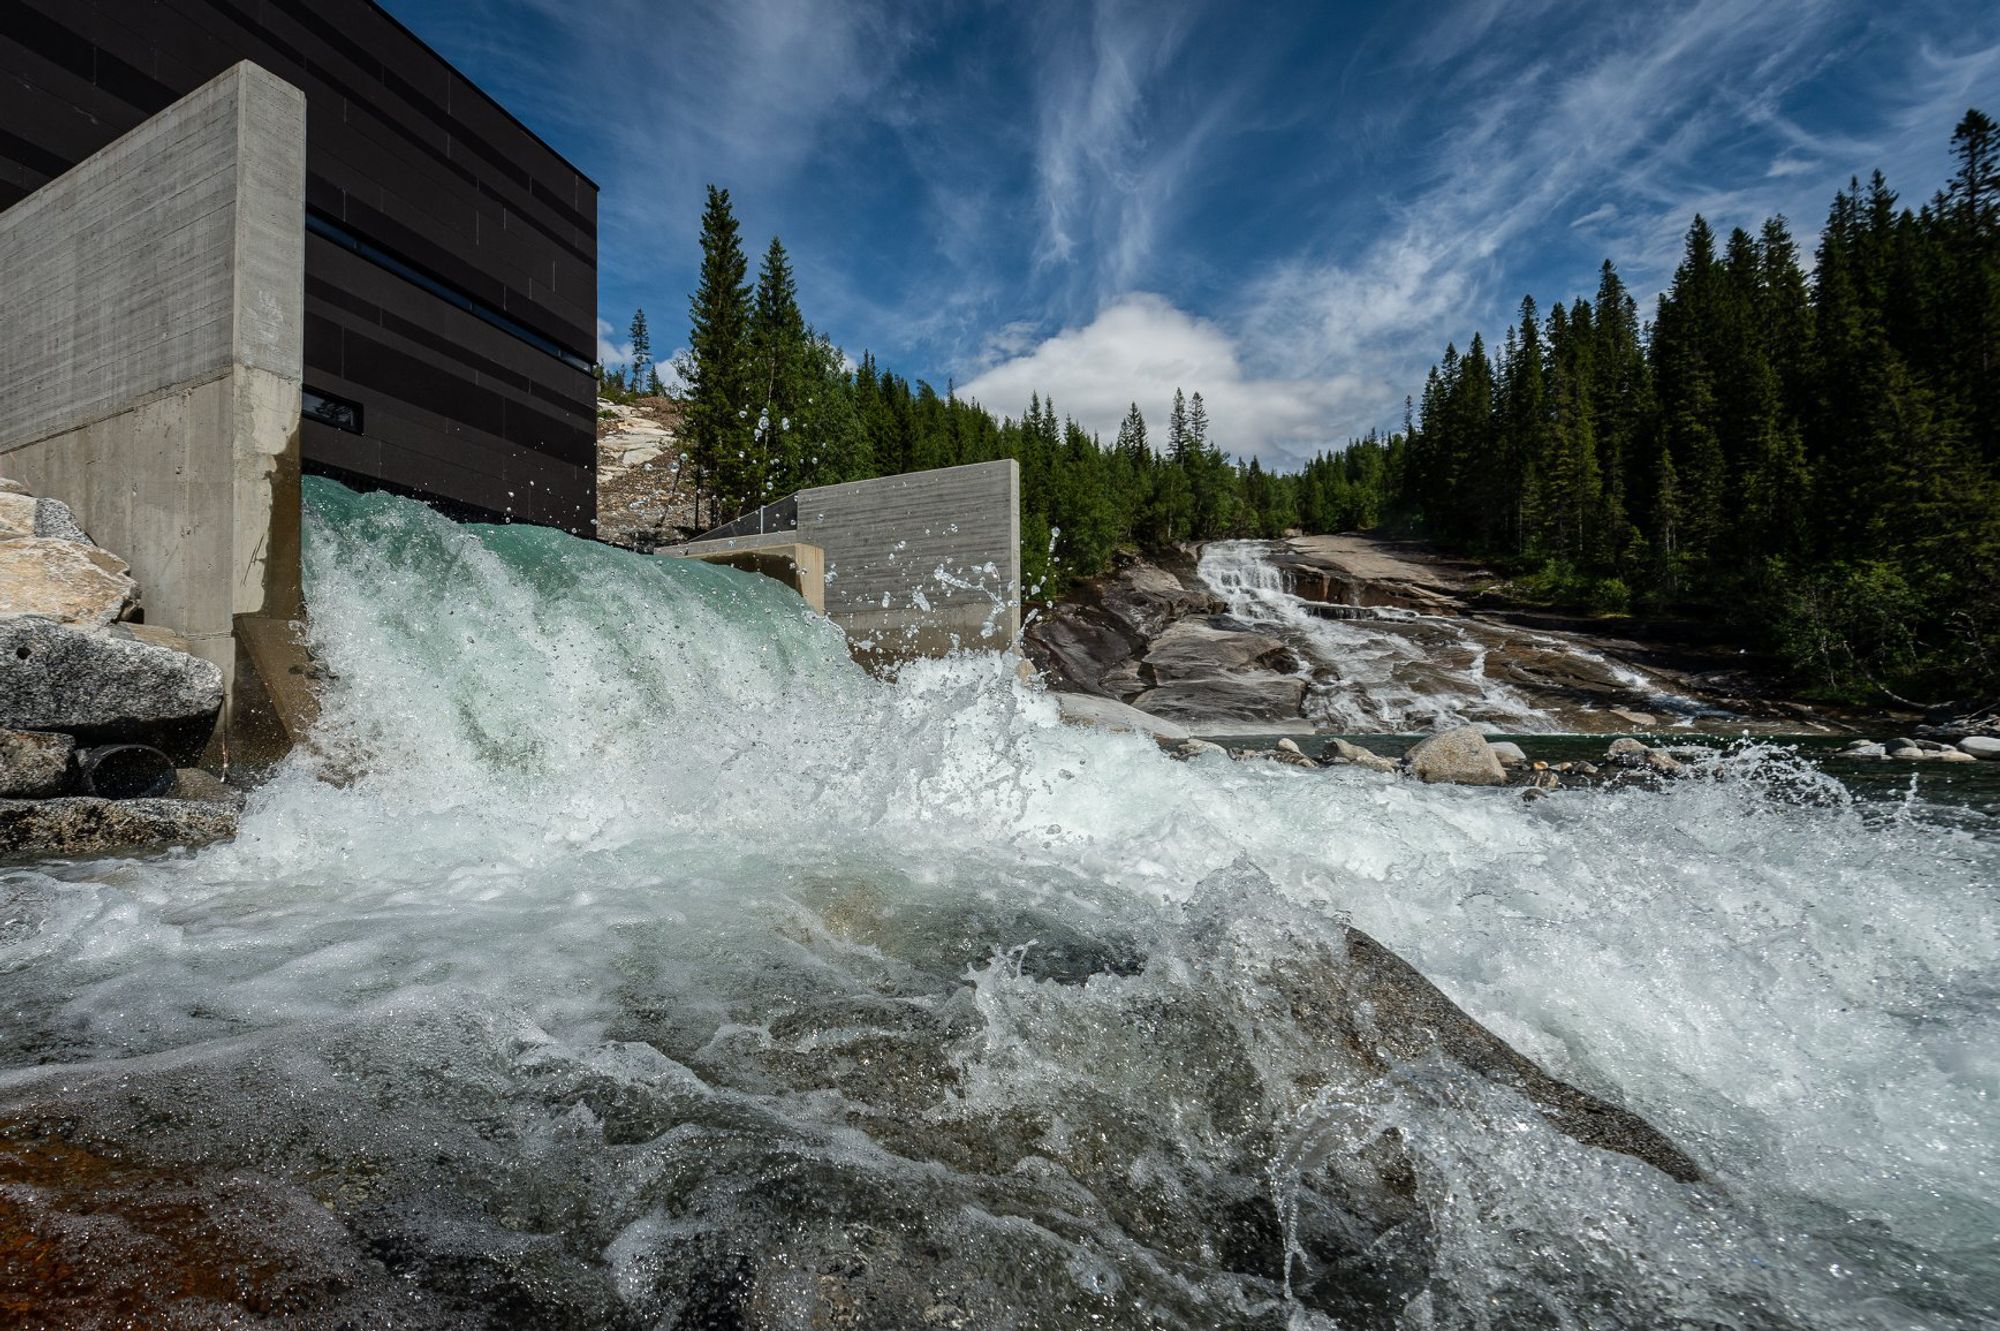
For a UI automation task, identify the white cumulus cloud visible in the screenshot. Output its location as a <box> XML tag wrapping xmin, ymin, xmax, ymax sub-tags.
<box><xmin>959</xmin><ymin>294</ymin><xmax>1371</xmax><ymax>463</ymax></box>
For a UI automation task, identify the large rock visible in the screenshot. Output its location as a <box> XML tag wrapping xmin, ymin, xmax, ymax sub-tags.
<box><xmin>1272</xmin><ymin>925</ymin><xmax>1702</xmax><ymax>1183</ymax></box>
<box><xmin>0</xmin><ymin>796</ymin><xmax>237</xmax><ymax>857</ymax></box>
<box><xmin>0</xmin><ymin>478</ymin><xmax>29</xmax><ymax>496</ymax></box>
<box><xmin>1958</xmin><ymin>736</ymin><xmax>2000</xmax><ymax>760</ymax></box>
<box><xmin>1052</xmin><ymin>691</ymin><xmax>1191</xmax><ymax>741</ymax></box>
<box><xmin>1404</xmin><ymin>724</ymin><xmax>1507</xmax><ymax>785</ymax></box>
<box><xmin>0</xmin><ymin>616</ymin><xmax>223</xmax><ymax>761</ymax></box>
<box><xmin>0</xmin><ymin>538</ymin><xmax>136</xmax><ymax>624</ymax></box>
<box><xmin>0</xmin><ymin>728</ymin><xmax>73</xmax><ymax>797</ymax></box>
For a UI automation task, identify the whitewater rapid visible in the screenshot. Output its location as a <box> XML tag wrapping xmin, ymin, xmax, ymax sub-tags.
<box><xmin>0</xmin><ymin>481</ymin><xmax>1993</xmax><ymax>1329</ymax></box>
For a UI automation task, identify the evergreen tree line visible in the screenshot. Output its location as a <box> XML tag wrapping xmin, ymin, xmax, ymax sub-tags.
<box><xmin>1397</xmin><ymin>109</ymin><xmax>2000</xmax><ymax>703</ymax></box>
<box><xmin>612</xmin><ymin>185</ymin><xmax>1393</xmax><ymax>594</ymax></box>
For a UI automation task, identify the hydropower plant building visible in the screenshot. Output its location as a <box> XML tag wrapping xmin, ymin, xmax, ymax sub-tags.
<box><xmin>1</xmin><ymin>0</ymin><xmax>1019</xmax><ymax>736</ymax></box>
<box><xmin>0</xmin><ymin>0</ymin><xmax>600</xmax><ymax>532</ymax></box>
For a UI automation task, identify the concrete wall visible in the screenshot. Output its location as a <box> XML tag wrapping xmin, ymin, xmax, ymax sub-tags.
<box><xmin>0</xmin><ymin>62</ymin><xmax>306</xmax><ymax>682</ymax></box>
<box><xmin>671</xmin><ymin>459</ymin><xmax>1020</xmax><ymax>662</ymax></box>
<box><xmin>661</xmin><ymin>540</ymin><xmax>826</xmax><ymax>615</ymax></box>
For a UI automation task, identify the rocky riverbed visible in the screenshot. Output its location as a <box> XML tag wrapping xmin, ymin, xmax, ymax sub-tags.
<box><xmin>1029</xmin><ymin>534</ymin><xmax>1897</xmax><ymax>737</ymax></box>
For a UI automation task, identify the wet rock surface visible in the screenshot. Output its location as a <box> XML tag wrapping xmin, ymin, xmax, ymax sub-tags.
<box><xmin>0</xmin><ymin>796</ymin><xmax>238</xmax><ymax>857</ymax></box>
<box><xmin>0</xmin><ymin>877</ymin><xmax>1702</xmax><ymax>1329</ymax></box>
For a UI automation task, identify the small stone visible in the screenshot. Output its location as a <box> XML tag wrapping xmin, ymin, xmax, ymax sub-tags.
<box><xmin>1171</xmin><ymin>738</ymin><xmax>1227</xmax><ymax>760</ymax></box>
<box><xmin>1606</xmin><ymin>736</ymin><xmax>1651</xmax><ymax>766</ymax></box>
<box><xmin>1645</xmin><ymin>749</ymin><xmax>1688</xmax><ymax>777</ymax></box>
<box><xmin>1490</xmin><ymin>740</ymin><xmax>1528</xmax><ymax>767</ymax></box>
<box><xmin>0</xmin><ymin>728</ymin><xmax>73</xmax><ymax>797</ymax></box>
<box><xmin>1521</xmin><ymin>786</ymin><xmax>1544</xmax><ymax>802</ymax></box>
<box><xmin>171</xmin><ymin>768</ymin><xmax>243</xmax><ymax>806</ymax></box>
<box><xmin>1275</xmin><ymin>737</ymin><xmax>1305</xmax><ymax>756</ymax></box>
<box><xmin>1840</xmin><ymin>742</ymin><xmax>1888</xmax><ymax>759</ymax></box>
<box><xmin>1326</xmin><ymin>737</ymin><xmax>1399</xmax><ymax>773</ymax></box>
<box><xmin>1405</xmin><ymin>724</ymin><xmax>1507</xmax><ymax>786</ymax></box>
<box><xmin>0</xmin><ymin>537</ymin><xmax>136</xmax><ymax>624</ymax></box>
<box><xmin>1888</xmin><ymin>747</ymin><xmax>1928</xmax><ymax>760</ymax></box>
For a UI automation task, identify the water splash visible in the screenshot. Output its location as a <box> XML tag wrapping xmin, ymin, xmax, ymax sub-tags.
<box><xmin>0</xmin><ymin>481</ymin><xmax>1993</xmax><ymax>1328</ymax></box>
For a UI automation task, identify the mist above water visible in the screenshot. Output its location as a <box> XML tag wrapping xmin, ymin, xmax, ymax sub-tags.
<box><xmin>0</xmin><ymin>481</ymin><xmax>1993</xmax><ymax>1328</ymax></box>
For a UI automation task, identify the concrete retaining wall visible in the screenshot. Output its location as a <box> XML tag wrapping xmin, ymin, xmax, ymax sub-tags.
<box><xmin>0</xmin><ymin>62</ymin><xmax>306</xmax><ymax>685</ymax></box>
<box><xmin>670</xmin><ymin>459</ymin><xmax>1020</xmax><ymax>662</ymax></box>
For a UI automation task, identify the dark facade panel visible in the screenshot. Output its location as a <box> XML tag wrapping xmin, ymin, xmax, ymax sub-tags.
<box><xmin>0</xmin><ymin>0</ymin><xmax>599</xmax><ymax>534</ymax></box>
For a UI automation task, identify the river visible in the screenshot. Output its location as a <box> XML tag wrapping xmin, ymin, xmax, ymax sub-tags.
<box><xmin>1</xmin><ymin>480</ymin><xmax>1994</xmax><ymax>1328</ymax></box>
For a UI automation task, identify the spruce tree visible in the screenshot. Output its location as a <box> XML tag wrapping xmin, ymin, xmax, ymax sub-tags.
<box><xmin>628</xmin><ymin>308</ymin><xmax>652</xmax><ymax>396</ymax></box>
<box><xmin>750</xmin><ymin>236</ymin><xmax>809</xmax><ymax>500</ymax></box>
<box><xmin>685</xmin><ymin>186</ymin><xmax>755</xmax><ymax>526</ymax></box>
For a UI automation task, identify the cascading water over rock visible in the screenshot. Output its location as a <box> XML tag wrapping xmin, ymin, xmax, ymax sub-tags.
<box><xmin>1196</xmin><ymin>539</ymin><xmax>1725</xmax><ymax>733</ymax></box>
<box><xmin>0</xmin><ymin>480</ymin><xmax>1992</xmax><ymax>1329</ymax></box>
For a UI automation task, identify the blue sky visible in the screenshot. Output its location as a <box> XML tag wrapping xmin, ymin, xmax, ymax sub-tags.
<box><xmin>386</xmin><ymin>0</ymin><xmax>2000</xmax><ymax>467</ymax></box>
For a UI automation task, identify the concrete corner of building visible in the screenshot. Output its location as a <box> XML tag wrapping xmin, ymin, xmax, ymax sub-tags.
<box><xmin>0</xmin><ymin>59</ymin><xmax>306</xmax><ymax>747</ymax></box>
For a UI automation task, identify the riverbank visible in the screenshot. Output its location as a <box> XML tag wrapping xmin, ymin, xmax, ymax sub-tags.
<box><xmin>1028</xmin><ymin>532</ymin><xmax>1924</xmax><ymax>736</ymax></box>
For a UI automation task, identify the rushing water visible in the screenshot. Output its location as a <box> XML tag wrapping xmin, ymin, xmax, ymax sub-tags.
<box><xmin>1</xmin><ymin>481</ymin><xmax>1995</xmax><ymax>1329</ymax></box>
<box><xmin>1196</xmin><ymin>541</ymin><xmax>1724</xmax><ymax>734</ymax></box>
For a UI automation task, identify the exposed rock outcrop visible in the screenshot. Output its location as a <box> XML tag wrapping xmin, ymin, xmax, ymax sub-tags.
<box><xmin>595</xmin><ymin>397</ymin><xmax>698</xmax><ymax>551</ymax></box>
<box><xmin>1133</xmin><ymin>674</ymin><xmax>1309</xmax><ymax>727</ymax></box>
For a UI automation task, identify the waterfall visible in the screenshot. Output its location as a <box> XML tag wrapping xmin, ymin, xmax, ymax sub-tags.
<box><xmin>0</xmin><ymin>480</ymin><xmax>1991</xmax><ymax>1329</ymax></box>
<box><xmin>1197</xmin><ymin>540</ymin><xmax>1727</xmax><ymax>734</ymax></box>
<box><xmin>1198</xmin><ymin>540</ymin><xmax>1553</xmax><ymax>732</ymax></box>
